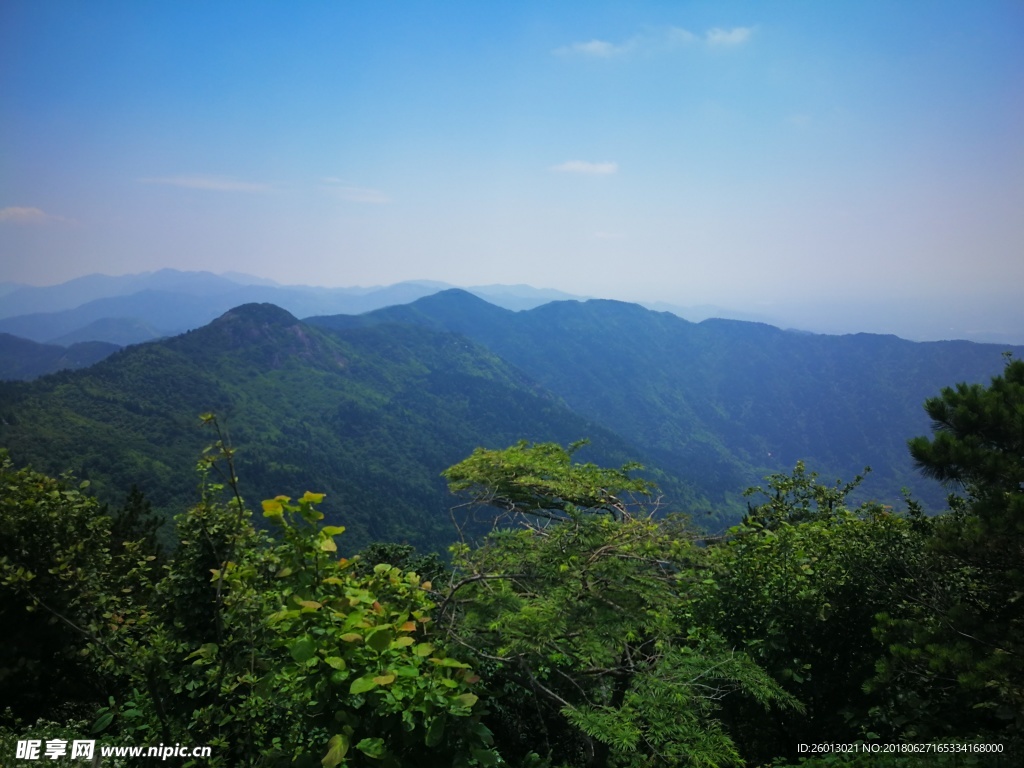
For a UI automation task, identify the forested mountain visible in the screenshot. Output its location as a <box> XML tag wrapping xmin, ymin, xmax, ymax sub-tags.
<box><xmin>0</xmin><ymin>303</ymin><xmax>671</xmax><ymax>552</ymax></box>
<box><xmin>2</xmin><ymin>291</ymin><xmax>1018</xmax><ymax>554</ymax></box>
<box><xmin>0</xmin><ymin>332</ymin><xmax>120</xmax><ymax>380</ymax></box>
<box><xmin>308</xmin><ymin>289</ymin><xmax>1023</xmax><ymax>512</ymax></box>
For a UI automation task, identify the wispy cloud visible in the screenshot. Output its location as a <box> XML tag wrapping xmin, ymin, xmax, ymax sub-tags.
<box><xmin>322</xmin><ymin>178</ymin><xmax>391</xmax><ymax>204</ymax></box>
<box><xmin>555</xmin><ymin>38</ymin><xmax>630</xmax><ymax>58</ymax></box>
<box><xmin>666</xmin><ymin>27</ymin><xmax>699</xmax><ymax>46</ymax></box>
<box><xmin>705</xmin><ymin>27</ymin><xmax>753</xmax><ymax>46</ymax></box>
<box><xmin>140</xmin><ymin>175</ymin><xmax>273</xmax><ymax>192</ymax></box>
<box><xmin>555</xmin><ymin>25</ymin><xmax>750</xmax><ymax>57</ymax></box>
<box><xmin>0</xmin><ymin>206</ymin><xmax>67</xmax><ymax>224</ymax></box>
<box><xmin>551</xmin><ymin>161</ymin><xmax>619</xmax><ymax>176</ymax></box>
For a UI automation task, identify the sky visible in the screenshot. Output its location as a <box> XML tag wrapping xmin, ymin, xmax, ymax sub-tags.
<box><xmin>2</xmin><ymin>1</ymin><xmax>1023</xmax><ymax>337</ymax></box>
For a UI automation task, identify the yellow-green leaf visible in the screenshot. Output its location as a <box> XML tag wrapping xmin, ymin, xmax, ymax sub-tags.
<box><xmin>321</xmin><ymin>733</ymin><xmax>348</xmax><ymax>768</ymax></box>
<box><xmin>268</xmin><ymin>609</ymin><xmax>298</xmax><ymax>625</ymax></box>
<box><xmin>355</xmin><ymin>738</ymin><xmax>385</xmax><ymax>759</ymax></box>
<box><xmin>430</xmin><ymin>657</ymin><xmax>471</xmax><ymax>668</ymax></box>
<box><xmin>262</xmin><ymin>499</ymin><xmax>285</xmax><ymax>524</ymax></box>
<box><xmin>320</xmin><ymin>537</ymin><xmax>338</xmax><ymax>553</ymax></box>
<box><xmin>349</xmin><ymin>675</ymin><xmax>378</xmax><ymax>695</ymax></box>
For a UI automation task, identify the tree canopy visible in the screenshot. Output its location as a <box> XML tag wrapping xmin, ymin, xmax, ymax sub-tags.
<box><xmin>443</xmin><ymin>440</ymin><xmax>654</xmax><ymax>522</ymax></box>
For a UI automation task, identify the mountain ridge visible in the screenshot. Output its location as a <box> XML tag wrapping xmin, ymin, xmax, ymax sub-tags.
<box><xmin>4</xmin><ymin>269</ymin><xmax>1022</xmax><ymax>344</ymax></box>
<box><xmin>308</xmin><ymin>291</ymin><xmax>1023</xmax><ymax>512</ymax></box>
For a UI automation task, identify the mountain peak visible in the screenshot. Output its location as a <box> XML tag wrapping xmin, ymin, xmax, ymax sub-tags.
<box><xmin>414</xmin><ymin>288</ymin><xmax>497</xmax><ymax>308</ymax></box>
<box><xmin>178</xmin><ymin>303</ymin><xmax>345</xmax><ymax>370</ymax></box>
<box><xmin>388</xmin><ymin>288</ymin><xmax>513</xmax><ymax>331</ymax></box>
<box><xmin>216</xmin><ymin>303</ymin><xmax>299</xmax><ymax>326</ymax></box>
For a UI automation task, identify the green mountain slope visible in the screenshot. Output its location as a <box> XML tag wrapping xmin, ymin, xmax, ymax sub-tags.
<box><xmin>0</xmin><ymin>333</ymin><xmax>120</xmax><ymax>381</ymax></box>
<box><xmin>0</xmin><ymin>304</ymin><xmax>674</xmax><ymax>551</ymax></box>
<box><xmin>308</xmin><ymin>290</ymin><xmax>1023</xmax><ymax>511</ymax></box>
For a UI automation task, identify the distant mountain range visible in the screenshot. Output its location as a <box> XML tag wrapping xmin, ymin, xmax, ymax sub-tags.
<box><xmin>1</xmin><ymin>290</ymin><xmax>1019</xmax><ymax>553</ymax></box>
<box><xmin>0</xmin><ymin>270</ymin><xmax>584</xmax><ymax>348</ymax></box>
<box><xmin>5</xmin><ymin>269</ymin><xmax>1022</xmax><ymax>348</ymax></box>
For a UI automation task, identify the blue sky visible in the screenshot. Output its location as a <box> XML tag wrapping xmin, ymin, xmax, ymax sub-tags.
<box><xmin>2</xmin><ymin>1</ymin><xmax>1022</xmax><ymax>336</ymax></box>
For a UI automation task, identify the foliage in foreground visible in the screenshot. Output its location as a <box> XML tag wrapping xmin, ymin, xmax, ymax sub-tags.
<box><xmin>0</xmin><ymin>428</ymin><xmax>494</xmax><ymax>767</ymax></box>
<box><xmin>873</xmin><ymin>357</ymin><xmax>1024</xmax><ymax>748</ymax></box>
<box><xmin>694</xmin><ymin>464</ymin><xmax>932</xmax><ymax>763</ymax></box>
<box><xmin>441</xmin><ymin>441</ymin><xmax>801</xmax><ymax>767</ymax></box>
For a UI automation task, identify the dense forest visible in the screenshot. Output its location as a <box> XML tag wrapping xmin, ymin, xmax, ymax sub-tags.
<box><xmin>1</xmin><ymin>347</ymin><xmax>1021</xmax><ymax>765</ymax></box>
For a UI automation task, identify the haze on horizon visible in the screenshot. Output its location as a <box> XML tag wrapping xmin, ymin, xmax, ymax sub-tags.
<box><xmin>2</xmin><ymin>1</ymin><xmax>1022</xmax><ymax>341</ymax></box>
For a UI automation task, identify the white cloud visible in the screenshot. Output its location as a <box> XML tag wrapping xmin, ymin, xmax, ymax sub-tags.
<box><xmin>0</xmin><ymin>206</ymin><xmax>47</xmax><ymax>223</ymax></box>
<box><xmin>705</xmin><ymin>27</ymin><xmax>753</xmax><ymax>46</ymax></box>
<box><xmin>140</xmin><ymin>175</ymin><xmax>273</xmax><ymax>192</ymax></box>
<box><xmin>555</xmin><ymin>39</ymin><xmax>629</xmax><ymax>57</ymax></box>
<box><xmin>0</xmin><ymin>206</ymin><xmax>66</xmax><ymax>224</ymax></box>
<box><xmin>556</xmin><ymin>25</ymin><xmax>749</xmax><ymax>57</ymax></box>
<box><xmin>322</xmin><ymin>178</ymin><xmax>390</xmax><ymax>204</ymax></box>
<box><xmin>551</xmin><ymin>161</ymin><xmax>619</xmax><ymax>175</ymax></box>
<box><xmin>665</xmin><ymin>26</ymin><xmax>698</xmax><ymax>45</ymax></box>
